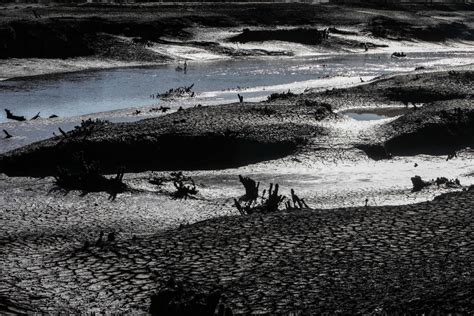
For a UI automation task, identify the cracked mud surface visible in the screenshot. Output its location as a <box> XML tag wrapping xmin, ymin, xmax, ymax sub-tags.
<box><xmin>1</xmin><ymin>181</ymin><xmax>472</xmax><ymax>314</ymax></box>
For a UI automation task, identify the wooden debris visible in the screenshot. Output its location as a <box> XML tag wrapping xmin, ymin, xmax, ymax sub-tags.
<box><xmin>5</xmin><ymin>109</ymin><xmax>26</xmax><ymax>121</ymax></box>
<box><xmin>3</xmin><ymin>129</ymin><xmax>13</xmax><ymax>139</ymax></box>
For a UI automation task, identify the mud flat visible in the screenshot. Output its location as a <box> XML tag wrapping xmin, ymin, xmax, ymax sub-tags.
<box><xmin>1</xmin><ymin>68</ymin><xmax>473</xmax><ymax>176</ymax></box>
<box><xmin>0</xmin><ymin>70</ymin><xmax>473</xmax><ymax>313</ymax></box>
<box><xmin>303</xmin><ymin>68</ymin><xmax>474</xmax><ymax>158</ymax></box>
<box><xmin>0</xmin><ymin>101</ymin><xmax>332</xmax><ymax>176</ymax></box>
<box><xmin>0</xmin><ymin>176</ymin><xmax>472</xmax><ymax>313</ymax></box>
<box><xmin>1</xmin><ymin>3</ymin><xmax>473</xmax><ymax>78</ymax></box>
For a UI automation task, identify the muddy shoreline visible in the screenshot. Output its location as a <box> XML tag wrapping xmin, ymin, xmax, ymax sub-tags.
<box><xmin>1</xmin><ymin>3</ymin><xmax>473</xmax><ymax>78</ymax></box>
<box><xmin>1</xmin><ymin>68</ymin><xmax>472</xmax><ymax>176</ymax></box>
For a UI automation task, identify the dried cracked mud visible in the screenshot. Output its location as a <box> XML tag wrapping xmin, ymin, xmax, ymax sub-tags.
<box><xmin>1</xmin><ymin>177</ymin><xmax>473</xmax><ymax>314</ymax></box>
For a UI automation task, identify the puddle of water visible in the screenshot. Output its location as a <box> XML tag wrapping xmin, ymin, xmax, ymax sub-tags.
<box><xmin>343</xmin><ymin>112</ymin><xmax>388</xmax><ymax>121</ymax></box>
<box><xmin>341</xmin><ymin>107</ymin><xmax>409</xmax><ymax>121</ymax></box>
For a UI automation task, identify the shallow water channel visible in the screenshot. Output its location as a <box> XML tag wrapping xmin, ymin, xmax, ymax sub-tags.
<box><xmin>1</xmin><ymin>51</ymin><xmax>473</xmax><ymax>123</ymax></box>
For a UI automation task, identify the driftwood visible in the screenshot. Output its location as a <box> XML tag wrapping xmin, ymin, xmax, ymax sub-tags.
<box><xmin>267</xmin><ymin>90</ymin><xmax>296</xmax><ymax>101</ymax></box>
<box><xmin>234</xmin><ymin>182</ymin><xmax>285</xmax><ymax>215</ymax></box>
<box><xmin>3</xmin><ymin>129</ymin><xmax>13</xmax><ymax>139</ymax></box>
<box><xmin>30</xmin><ymin>112</ymin><xmax>41</xmax><ymax>120</ymax></box>
<box><xmin>392</xmin><ymin>52</ymin><xmax>406</xmax><ymax>58</ymax></box>
<box><xmin>411</xmin><ymin>175</ymin><xmax>461</xmax><ymax>192</ymax></box>
<box><xmin>52</xmin><ymin>155</ymin><xmax>127</xmax><ymax>200</ymax></box>
<box><xmin>235</xmin><ymin>176</ymin><xmax>310</xmax><ymax>215</ymax></box>
<box><xmin>58</xmin><ymin>127</ymin><xmax>68</xmax><ymax>138</ymax></box>
<box><xmin>150</xmin><ymin>171</ymin><xmax>198</xmax><ymax>199</ymax></box>
<box><xmin>149</xmin><ymin>106</ymin><xmax>171</xmax><ymax>113</ymax></box>
<box><xmin>5</xmin><ymin>109</ymin><xmax>26</xmax><ymax>121</ymax></box>
<box><xmin>285</xmin><ymin>188</ymin><xmax>309</xmax><ymax>210</ymax></box>
<box><xmin>158</xmin><ymin>84</ymin><xmax>195</xmax><ymax>100</ymax></box>
<box><xmin>238</xmin><ymin>175</ymin><xmax>259</xmax><ymax>201</ymax></box>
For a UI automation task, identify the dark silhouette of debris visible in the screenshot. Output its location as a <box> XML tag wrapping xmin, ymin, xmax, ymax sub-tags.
<box><xmin>267</xmin><ymin>90</ymin><xmax>296</xmax><ymax>101</ymax></box>
<box><xmin>411</xmin><ymin>175</ymin><xmax>431</xmax><ymax>192</ymax></box>
<box><xmin>4</xmin><ymin>109</ymin><xmax>26</xmax><ymax>121</ymax></box>
<box><xmin>49</xmin><ymin>114</ymin><xmax>58</xmax><ymax>118</ymax></box>
<box><xmin>53</xmin><ymin>155</ymin><xmax>127</xmax><ymax>200</ymax></box>
<box><xmin>238</xmin><ymin>175</ymin><xmax>259</xmax><ymax>202</ymax></box>
<box><xmin>171</xmin><ymin>172</ymin><xmax>198</xmax><ymax>200</ymax></box>
<box><xmin>392</xmin><ymin>52</ymin><xmax>406</xmax><ymax>58</ymax></box>
<box><xmin>285</xmin><ymin>188</ymin><xmax>309</xmax><ymax>210</ymax></box>
<box><xmin>234</xmin><ymin>178</ymin><xmax>288</xmax><ymax>215</ymax></box>
<box><xmin>446</xmin><ymin>151</ymin><xmax>457</xmax><ymax>161</ymax></box>
<box><xmin>58</xmin><ymin>127</ymin><xmax>68</xmax><ymax>138</ymax></box>
<box><xmin>150</xmin><ymin>172</ymin><xmax>199</xmax><ymax>200</ymax></box>
<box><xmin>30</xmin><ymin>112</ymin><xmax>40</xmax><ymax>120</ymax></box>
<box><xmin>158</xmin><ymin>84</ymin><xmax>195</xmax><ymax>100</ymax></box>
<box><xmin>237</xmin><ymin>94</ymin><xmax>244</xmax><ymax>103</ymax></box>
<box><xmin>411</xmin><ymin>175</ymin><xmax>461</xmax><ymax>192</ymax></box>
<box><xmin>3</xmin><ymin>129</ymin><xmax>13</xmax><ymax>139</ymax></box>
<box><xmin>155</xmin><ymin>106</ymin><xmax>170</xmax><ymax>113</ymax></box>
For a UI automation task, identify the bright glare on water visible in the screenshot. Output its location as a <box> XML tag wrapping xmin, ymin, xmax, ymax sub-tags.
<box><xmin>1</xmin><ymin>51</ymin><xmax>473</xmax><ymax>123</ymax></box>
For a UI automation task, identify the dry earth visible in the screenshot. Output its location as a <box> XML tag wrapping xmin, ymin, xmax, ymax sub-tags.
<box><xmin>1</xmin><ymin>178</ymin><xmax>472</xmax><ymax>314</ymax></box>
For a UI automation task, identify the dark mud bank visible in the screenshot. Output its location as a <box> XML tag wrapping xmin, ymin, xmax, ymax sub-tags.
<box><xmin>0</xmin><ymin>102</ymin><xmax>331</xmax><ymax>176</ymax></box>
<box><xmin>1</xmin><ymin>70</ymin><xmax>473</xmax><ymax>175</ymax></box>
<box><xmin>310</xmin><ymin>70</ymin><xmax>474</xmax><ymax>159</ymax></box>
<box><xmin>368</xmin><ymin>16</ymin><xmax>474</xmax><ymax>42</ymax></box>
<box><xmin>0</xmin><ymin>17</ymin><xmax>191</xmax><ymax>60</ymax></box>
<box><xmin>229</xmin><ymin>28</ymin><xmax>326</xmax><ymax>45</ymax></box>
<box><xmin>383</xmin><ymin>99</ymin><xmax>474</xmax><ymax>156</ymax></box>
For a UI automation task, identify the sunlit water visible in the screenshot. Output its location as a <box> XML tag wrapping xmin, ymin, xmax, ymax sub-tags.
<box><xmin>0</xmin><ymin>51</ymin><xmax>473</xmax><ymax>209</ymax></box>
<box><xmin>1</xmin><ymin>51</ymin><xmax>473</xmax><ymax>123</ymax></box>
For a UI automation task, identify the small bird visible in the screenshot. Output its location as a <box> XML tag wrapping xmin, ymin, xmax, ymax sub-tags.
<box><xmin>360</xmin><ymin>77</ymin><xmax>365</xmax><ymax>83</ymax></box>
<box><xmin>3</xmin><ymin>129</ymin><xmax>13</xmax><ymax>139</ymax></box>
<box><xmin>364</xmin><ymin>198</ymin><xmax>369</xmax><ymax>207</ymax></box>
<box><xmin>414</xmin><ymin>163</ymin><xmax>418</xmax><ymax>167</ymax></box>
